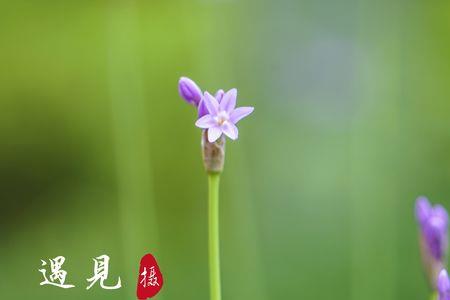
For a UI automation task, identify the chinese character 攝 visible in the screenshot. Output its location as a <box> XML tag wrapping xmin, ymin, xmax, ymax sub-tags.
<box><xmin>140</xmin><ymin>266</ymin><xmax>159</xmax><ymax>288</ymax></box>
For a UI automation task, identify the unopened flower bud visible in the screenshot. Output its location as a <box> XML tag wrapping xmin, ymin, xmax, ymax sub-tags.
<box><xmin>178</xmin><ymin>77</ymin><xmax>202</xmax><ymax>106</ymax></box>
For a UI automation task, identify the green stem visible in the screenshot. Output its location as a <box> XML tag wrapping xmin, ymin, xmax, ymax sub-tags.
<box><xmin>208</xmin><ymin>173</ymin><xmax>221</xmax><ymax>300</ymax></box>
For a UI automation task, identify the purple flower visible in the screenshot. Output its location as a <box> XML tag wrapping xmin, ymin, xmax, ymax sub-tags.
<box><xmin>416</xmin><ymin>196</ymin><xmax>448</xmax><ymax>261</ymax></box>
<box><xmin>178</xmin><ymin>77</ymin><xmax>202</xmax><ymax>106</ymax></box>
<box><xmin>438</xmin><ymin>269</ymin><xmax>450</xmax><ymax>300</ymax></box>
<box><xmin>195</xmin><ymin>89</ymin><xmax>254</xmax><ymax>143</ymax></box>
<box><xmin>198</xmin><ymin>89</ymin><xmax>225</xmax><ymax>118</ymax></box>
<box><xmin>416</xmin><ymin>196</ymin><xmax>449</xmax><ymax>288</ymax></box>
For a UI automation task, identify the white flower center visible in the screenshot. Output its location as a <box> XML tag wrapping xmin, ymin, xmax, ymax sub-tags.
<box><xmin>215</xmin><ymin>110</ymin><xmax>229</xmax><ymax>126</ymax></box>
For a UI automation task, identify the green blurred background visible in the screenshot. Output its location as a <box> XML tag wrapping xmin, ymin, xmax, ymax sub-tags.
<box><xmin>1</xmin><ymin>0</ymin><xmax>450</xmax><ymax>299</ymax></box>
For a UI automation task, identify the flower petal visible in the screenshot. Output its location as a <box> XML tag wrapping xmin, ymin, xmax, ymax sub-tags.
<box><xmin>207</xmin><ymin>127</ymin><xmax>222</xmax><ymax>143</ymax></box>
<box><xmin>203</xmin><ymin>92</ymin><xmax>219</xmax><ymax>115</ymax></box>
<box><xmin>195</xmin><ymin>115</ymin><xmax>216</xmax><ymax>129</ymax></box>
<box><xmin>222</xmin><ymin>122</ymin><xmax>238</xmax><ymax>140</ymax></box>
<box><xmin>230</xmin><ymin>106</ymin><xmax>254</xmax><ymax>124</ymax></box>
<box><xmin>215</xmin><ymin>89</ymin><xmax>225</xmax><ymax>102</ymax></box>
<box><xmin>219</xmin><ymin>89</ymin><xmax>237</xmax><ymax>113</ymax></box>
<box><xmin>416</xmin><ymin>196</ymin><xmax>432</xmax><ymax>226</ymax></box>
<box><xmin>197</xmin><ymin>98</ymin><xmax>208</xmax><ymax>118</ymax></box>
<box><xmin>434</xmin><ymin>205</ymin><xmax>449</xmax><ymax>227</ymax></box>
<box><xmin>438</xmin><ymin>269</ymin><xmax>450</xmax><ymax>296</ymax></box>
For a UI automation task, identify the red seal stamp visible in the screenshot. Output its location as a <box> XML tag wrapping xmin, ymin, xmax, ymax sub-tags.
<box><xmin>136</xmin><ymin>253</ymin><xmax>163</xmax><ymax>299</ymax></box>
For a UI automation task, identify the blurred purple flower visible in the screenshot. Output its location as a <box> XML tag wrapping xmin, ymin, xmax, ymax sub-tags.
<box><xmin>178</xmin><ymin>77</ymin><xmax>202</xmax><ymax>106</ymax></box>
<box><xmin>416</xmin><ymin>196</ymin><xmax>448</xmax><ymax>260</ymax></box>
<box><xmin>416</xmin><ymin>196</ymin><xmax>449</xmax><ymax>288</ymax></box>
<box><xmin>195</xmin><ymin>89</ymin><xmax>254</xmax><ymax>143</ymax></box>
<box><xmin>438</xmin><ymin>269</ymin><xmax>450</xmax><ymax>300</ymax></box>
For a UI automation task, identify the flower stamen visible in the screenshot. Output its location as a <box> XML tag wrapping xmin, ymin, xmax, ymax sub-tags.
<box><xmin>215</xmin><ymin>111</ymin><xmax>229</xmax><ymax>126</ymax></box>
